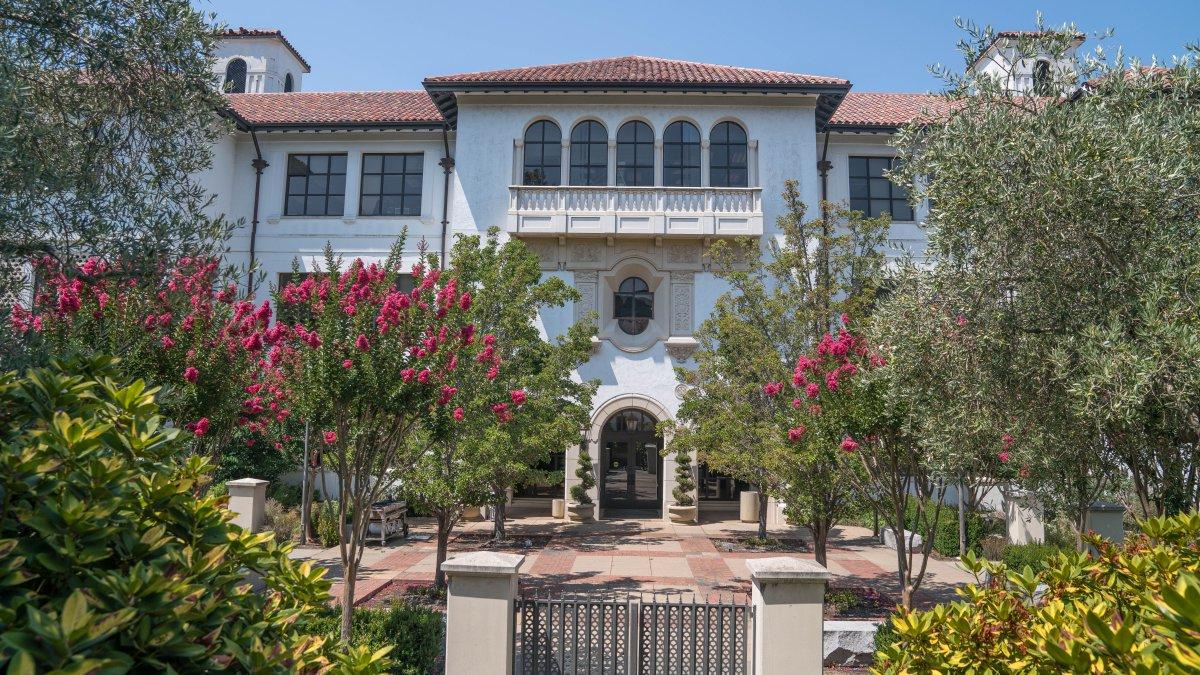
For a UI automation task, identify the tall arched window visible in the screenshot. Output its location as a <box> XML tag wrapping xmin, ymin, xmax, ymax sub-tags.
<box><xmin>710</xmin><ymin>121</ymin><xmax>748</xmax><ymax>187</ymax></box>
<box><xmin>614</xmin><ymin>276</ymin><xmax>653</xmax><ymax>335</ymax></box>
<box><xmin>283</xmin><ymin>72</ymin><xmax>294</xmax><ymax>92</ymax></box>
<box><xmin>523</xmin><ymin>120</ymin><xmax>561</xmax><ymax>186</ymax></box>
<box><xmin>1032</xmin><ymin>60</ymin><xmax>1051</xmax><ymax>94</ymax></box>
<box><xmin>224</xmin><ymin>58</ymin><xmax>247</xmax><ymax>94</ymax></box>
<box><xmin>663</xmin><ymin>121</ymin><xmax>701</xmax><ymax>187</ymax></box>
<box><xmin>570</xmin><ymin>121</ymin><xmax>608</xmax><ymax>186</ymax></box>
<box><xmin>616</xmin><ymin>121</ymin><xmax>654</xmax><ymax>186</ymax></box>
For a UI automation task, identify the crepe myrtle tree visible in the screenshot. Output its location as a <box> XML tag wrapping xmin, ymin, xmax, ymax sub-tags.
<box><xmin>436</xmin><ymin>230</ymin><xmax>596</xmax><ymax>543</ymax></box>
<box><xmin>890</xmin><ymin>19</ymin><xmax>1200</xmax><ymax>516</ymax></box>
<box><xmin>0</xmin><ymin>0</ymin><xmax>234</xmax><ymax>334</ymax></box>
<box><xmin>670</xmin><ymin>184</ymin><xmax>888</xmax><ymax>542</ymax></box>
<box><xmin>774</xmin><ymin>317</ymin><xmax>946</xmax><ymax>608</ymax></box>
<box><xmin>277</xmin><ymin>239</ymin><xmax>506</xmax><ymax>640</ymax></box>
<box><xmin>8</xmin><ymin>255</ymin><xmax>286</xmax><ymax>466</ymax></box>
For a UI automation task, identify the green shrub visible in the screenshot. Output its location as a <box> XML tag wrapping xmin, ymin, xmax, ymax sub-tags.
<box><xmin>570</xmin><ymin>445</ymin><xmax>596</xmax><ymax>504</ymax></box>
<box><xmin>299</xmin><ymin>601</ymin><xmax>444</xmax><ymax>675</ymax></box>
<box><xmin>264</xmin><ymin>498</ymin><xmax>300</xmax><ymax>543</ymax></box>
<box><xmin>979</xmin><ymin>534</ymin><xmax>1006</xmax><ymax>560</ymax></box>
<box><xmin>1000</xmin><ymin>542</ymin><xmax>1071</xmax><ymax>572</ymax></box>
<box><xmin>874</xmin><ymin>513</ymin><xmax>1200</xmax><ymax>673</ymax></box>
<box><xmin>317</xmin><ymin>499</ymin><xmax>343</xmax><ymax>548</ymax></box>
<box><xmin>873</xmin><ymin>617</ymin><xmax>899</xmax><ymax>654</ymax></box>
<box><xmin>904</xmin><ymin>499</ymin><xmax>984</xmax><ymax>556</ymax></box>
<box><xmin>671</xmin><ymin>448</ymin><xmax>696</xmax><ymax>506</ymax></box>
<box><xmin>268</xmin><ymin>481</ymin><xmax>304</xmax><ymax>509</ymax></box>
<box><xmin>0</xmin><ymin>357</ymin><xmax>385</xmax><ymax>673</ymax></box>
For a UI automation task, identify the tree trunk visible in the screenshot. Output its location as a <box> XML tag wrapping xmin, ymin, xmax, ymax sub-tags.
<box><xmin>812</xmin><ymin>519</ymin><xmax>828</xmax><ymax>567</ymax></box>
<box><xmin>340</xmin><ymin>557</ymin><xmax>356</xmax><ymax>641</ymax></box>
<box><xmin>757</xmin><ymin>490</ymin><xmax>768</xmax><ymax>540</ymax></box>
<box><xmin>492</xmin><ymin>495</ymin><xmax>507</xmax><ymax>542</ymax></box>
<box><xmin>434</xmin><ymin>511</ymin><xmax>452</xmax><ymax>590</ymax></box>
<box><xmin>303</xmin><ymin>466</ymin><xmax>318</xmax><ymax>541</ymax></box>
<box><xmin>958</xmin><ymin>479</ymin><xmax>967</xmax><ymax>558</ymax></box>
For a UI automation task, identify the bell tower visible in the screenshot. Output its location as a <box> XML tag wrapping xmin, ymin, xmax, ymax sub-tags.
<box><xmin>213</xmin><ymin>28</ymin><xmax>310</xmax><ymax>94</ymax></box>
<box><xmin>969</xmin><ymin>31</ymin><xmax>1085</xmax><ymax>95</ymax></box>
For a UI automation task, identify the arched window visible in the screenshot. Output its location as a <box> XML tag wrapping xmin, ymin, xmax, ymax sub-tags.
<box><xmin>224</xmin><ymin>58</ymin><xmax>247</xmax><ymax>94</ymax></box>
<box><xmin>614</xmin><ymin>276</ymin><xmax>653</xmax><ymax>335</ymax></box>
<box><xmin>1032</xmin><ymin>60</ymin><xmax>1051</xmax><ymax>94</ymax></box>
<box><xmin>570</xmin><ymin>121</ymin><xmax>608</xmax><ymax>186</ymax></box>
<box><xmin>616</xmin><ymin>121</ymin><xmax>654</xmax><ymax>186</ymax></box>
<box><xmin>663</xmin><ymin>121</ymin><xmax>701</xmax><ymax>187</ymax></box>
<box><xmin>710</xmin><ymin>121</ymin><xmax>748</xmax><ymax>187</ymax></box>
<box><xmin>523</xmin><ymin>120</ymin><xmax>561</xmax><ymax>186</ymax></box>
<box><xmin>283</xmin><ymin>72</ymin><xmax>294</xmax><ymax>92</ymax></box>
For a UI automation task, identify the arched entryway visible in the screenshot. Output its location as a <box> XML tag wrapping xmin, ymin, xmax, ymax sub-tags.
<box><xmin>599</xmin><ymin>408</ymin><xmax>663</xmax><ymax>516</ymax></box>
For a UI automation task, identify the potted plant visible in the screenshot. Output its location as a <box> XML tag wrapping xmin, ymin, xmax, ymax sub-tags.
<box><xmin>567</xmin><ymin>446</ymin><xmax>596</xmax><ymax>522</ymax></box>
<box><xmin>668</xmin><ymin>448</ymin><xmax>698</xmax><ymax>523</ymax></box>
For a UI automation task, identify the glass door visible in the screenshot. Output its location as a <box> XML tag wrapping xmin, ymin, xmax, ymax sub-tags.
<box><xmin>599</xmin><ymin>409</ymin><xmax>663</xmax><ymax>513</ymax></box>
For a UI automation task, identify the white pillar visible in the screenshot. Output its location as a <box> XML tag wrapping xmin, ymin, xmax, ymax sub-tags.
<box><xmin>746</xmin><ymin>557</ymin><xmax>830</xmax><ymax>675</ymax></box>
<box><xmin>1086</xmin><ymin>502</ymin><xmax>1126</xmax><ymax>546</ymax></box>
<box><xmin>442</xmin><ymin>551</ymin><xmax>525</xmax><ymax>675</ymax></box>
<box><xmin>701</xmin><ymin>139</ymin><xmax>711</xmax><ymax>187</ymax></box>
<box><xmin>607</xmin><ymin>138</ymin><xmax>617</xmax><ymax>186</ymax></box>
<box><xmin>226</xmin><ymin>478</ymin><xmax>269</xmax><ymax>532</ymax></box>
<box><xmin>654</xmin><ymin>138</ymin><xmax>664</xmax><ymax>186</ymax></box>
<box><xmin>560</xmin><ymin>139</ymin><xmax>571</xmax><ymax>186</ymax></box>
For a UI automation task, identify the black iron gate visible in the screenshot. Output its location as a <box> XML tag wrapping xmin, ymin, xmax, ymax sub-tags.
<box><xmin>515</xmin><ymin>592</ymin><xmax>753</xmax><ymax>674</ymax></box>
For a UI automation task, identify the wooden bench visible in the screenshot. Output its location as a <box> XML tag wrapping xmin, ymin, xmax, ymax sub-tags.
<box><xmin>367</xmin><ymin>499</ymin><xmax>409</xmax><ymax>545</ymax></box>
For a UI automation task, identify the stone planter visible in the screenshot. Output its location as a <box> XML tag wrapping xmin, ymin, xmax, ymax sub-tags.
<box><xmin>668</xmin><ymin>504</ymin><xmax>697</xmax><ymax>524</ymax></box>
<box><xmin>740</xmin><ymin>490</ymin><xmax>759</xmax><ymax>523</ymax></box>
<box><xmin>461</xmin><ymin>505</ymin><xmax>484</xmax><ymax>521</ymax></box>
<box><xmin>551</xmin><ymin>498</ymin><xmax>565</xmax><ymax>519</ymax></box>
<box><xmin>566</xmin><ymin>502</ymin><xmax>594</xmax><ymax>523</ymax></box>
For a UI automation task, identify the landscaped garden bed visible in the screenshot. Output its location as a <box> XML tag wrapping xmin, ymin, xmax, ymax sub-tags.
<box><xmin>712</xmin><ymin>536</ymin><xmax>811</xmax><ymax>553</ymax></box>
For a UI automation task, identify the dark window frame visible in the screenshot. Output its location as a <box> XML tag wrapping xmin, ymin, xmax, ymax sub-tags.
<box><xmin>663</xmin><ymin>120</ymin><xmax>702</xmax><ymax>188</ymax></box>
<box><xmin>848</xmin><ymin>155</ymin><xmax>913</xmax><ymax>221</ymax></box>
<box><xmin>224</xmin><ymin>58</ymin><xmax>247</xmax><ymax>94</ymax></box>
<box><xmin>284</xmin><ymin>153</ymin><xmax>348</xmax><ymax>217</ymax></box>
<box><xmin>616</xmin><ymin>121</ymin><xmax>655</xmax><ymax>187</ymax></box>
<box><xmin>613</xmin><ymin>276</ymin><xmax>653</xmax><ymax>335</ymax></box>
<box><xmin>709</xmin><ymin>121</ymin><xmax>749</xmax><ymax>188</ymax></box>
<box><xmin>523</xmin><ymin>120</ymin><xmax>562</xmax><ymax>186</ymax></box>
<box><xmin>569</xmin><ymin>120</ymin><xmax>608</xmax><ymax>186</ymax></box>
<box><xmin>359</xmin><ymin>153</ymin><xmax>424</xmax><ymax>217</ymax></box>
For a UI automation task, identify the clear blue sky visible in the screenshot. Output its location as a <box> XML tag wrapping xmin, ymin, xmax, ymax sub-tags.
<box><xmin>194</xmin><ymin>0</ymin><xmax>1200</xmax><ymax>93</ymax></box>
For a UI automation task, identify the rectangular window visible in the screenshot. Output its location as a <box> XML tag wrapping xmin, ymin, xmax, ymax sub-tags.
<box><xmin>360</xmin><ymin>153</ymin><xmax>423</xmax><ymax>217</ymax></box>
<box><xmin>285</xmin><ymin>154</ymin><xmax>347</xmax><ymax>217</ymax></box>
<box><xmin>848</xmin><ymin>156</ymin><xmax>913</xmax><ymax>221</ymax></box>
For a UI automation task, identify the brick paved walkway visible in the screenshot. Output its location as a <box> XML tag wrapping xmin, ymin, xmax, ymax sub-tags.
<box><xmin>290</xmin><ymin>499</ymin><xmax>974</xmax><ymax>609</ymax></box>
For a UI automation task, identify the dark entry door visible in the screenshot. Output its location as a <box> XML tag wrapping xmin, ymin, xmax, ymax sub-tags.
<box><xmin>600</xmin><ymin>409</ymin><xmax>662</xmax><ymax>513</ymax></box>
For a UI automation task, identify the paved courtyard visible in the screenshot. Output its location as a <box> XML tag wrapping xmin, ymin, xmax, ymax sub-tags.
<box><xmin>290</xmin><ymin>499</ymin><xmax>974</xmax><ymax>610</ymax></box>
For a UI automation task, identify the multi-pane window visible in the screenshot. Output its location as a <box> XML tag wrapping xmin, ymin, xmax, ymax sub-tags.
<box><xmin>614</xmin><ymin>276</ymin><xmax>653</xmax><ymax>335</ymax></box>
<box><xmin>710</xmin><ymin>122</ymin><xmax>748</xmax><ymax>187</ymax></box>
<box><xmin>360</xmin><ymin>153</ymin><xmax>423</xmax><ymax>217</ymax></box>
<box><xmin>616</xmin><ymin>121</ymin><xmax>654</xmax><ymax>187</ymax></box>
<box><xmin>523</xmin><ymin>120</ymin><xmax>561</xmax><ymax>185</ymax></box>
<box><xmin>663</xmin><ymin>121</ymin><xmax>701</xmax><ymax>187</ymax></box>
<box><xmin>285</xmin><ymin>154</ymin><xmax>347</xmax><ymax>217</ymax></box>
<box><xmin>224</xmin><ymin>58</ymin><xmax>247</xmax><ymax>94</ymax></box>
<box><xmin>849</xmin><ymin>156</ymin><xmax>912</xmax><ymax>221</ymax></box>
<box><xmin>569</xmin><ymin>121</ymin><xmax>608</xmax><ymax>186</ymax></box>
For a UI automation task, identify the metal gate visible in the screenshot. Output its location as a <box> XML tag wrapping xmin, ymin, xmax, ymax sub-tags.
<box><xmin>515</xmin><ymin>592</ymin><xmax>753</xmax><ymax>674</ymax></box>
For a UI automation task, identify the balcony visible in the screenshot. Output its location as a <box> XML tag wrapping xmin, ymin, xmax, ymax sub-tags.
<box><xmin>507</xmin><ymin>186</ymin><xmax>763</xmax><ymax>238</ymax></box>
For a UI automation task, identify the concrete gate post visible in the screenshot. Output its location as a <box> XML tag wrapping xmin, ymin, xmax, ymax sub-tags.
<box><xmin>746</xmin><ymin>556</ymin><xmax>830</xmax><ymax>675</ymax></box>
<box><xmin>226</xmin><ymin>478</ymin><xmax>268</xmax><ymax>532</ymax></box>
<box><xmin>441</xmin><ymin>551</ymin><xmax>525</xmax><ymax>675</ymax></box>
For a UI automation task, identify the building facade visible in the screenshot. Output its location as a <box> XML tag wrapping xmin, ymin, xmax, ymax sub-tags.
<box><xmin>201</xmin><ymin>29</ymin><xmax>1074</xmax><ymax>521</ymax></box>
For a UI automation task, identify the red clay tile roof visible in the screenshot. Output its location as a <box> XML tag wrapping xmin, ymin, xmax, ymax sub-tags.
<box><xmin>218</xmin><ymin>27</ymin><xmax>311</xmax><ymax>73</ymax></box>
<box><xmin>829</xmin><ymin>92</ymin><xmax>953</xmax><ymax>129</ymax></box>
<box><xmin>224</xmin><ymin>91</ymin><xmax>443</xmax><ymax>128</ymax></box>
<box><xmin>424</xmin><ymin>55</ymin><xmax>848</xmax><ymax>88</ymax></box>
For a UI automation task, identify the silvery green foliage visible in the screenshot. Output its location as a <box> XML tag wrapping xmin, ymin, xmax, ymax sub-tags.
<box><xmin>888</xmin><ymin>17</ymin><xmax>1200</xmax><ymax>518</ymax></box>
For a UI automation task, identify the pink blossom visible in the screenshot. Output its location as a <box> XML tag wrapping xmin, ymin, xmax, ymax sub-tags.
<box><xmin>323</xmin><ymin>430</ymin><xmax>337</xmax><ymax>445</ymax></box>
<box><xmin>791</xmin><ymin>398</ymin><xmax>803</xmax><ymax>408</ymax></box>
<box><xmin>459</xmin><ymin>292</ymin><xmax>472</xmax><ymax>310</ymax></box>
<box><xmin>492</xmin><ymin>402</ymin><xmax>508</xmax><ymax>414</ymax></box>
<box><xmin>160</xmin><ymin>335</ymin><xmax>175</xmax><ymax>349</ymax></box>
<box><xmin>805</xmin><ymin>383</ymin><xmax>821</xmax><ymax>399</ymax></box>
<box><xmin>1002</xmin><ymin>433</ymin><xmax>1015</xmax><ymax>449</ymax></box>
<box><xmin>788</xmin><ymin>426</ymin><xmax>806</xmax><ymax>442</ymax></box>
<box><xmin>956</xmin><ymin>314</ymin><xmax>968</xmax><ymax>327</ymax></box>
<box><xmin>401</xmin><ymin>368</ymin><xmax>416</xmax><ymax>382</ymax></box>
<box><xmin>241</xmin><ymin>333</ymin><xmax>263</xmax><ymax>352</ymax></box>
<box><xmin>840</xmin><ymin>436</ymin><xmax>859</xmax><ymax>453</ymax></box>
<box><xmin>417</xmin><ymin>369</ymin><xmax>431</xmax><ymax>383</ymax></box>
<box><xmin>511</xmin><ymin>390</ymin><xmax>527</xmax><ymax>405</ymax></box>
<box><xmin>343</xmin><ymin>359</ymin><xmax>353</xmax><ymax>369</ymax></box>
<box><xmin>355</xmin><ymin>333</ymin><xmax>370</xmax><ymax>351</ymax></box>
<box><xmin>840</xmin><ymin>313</ymin><xmax>850</xmax><ymax>326</ymax></box>
<box><xmin>437</xmin><ymin>385</ymin><xmax>458</xmax><ymax>406</ymax></box>
<box><xmin>192</xmin><ymin>417</ymin><xmax>210</xmax><ymax>436</ymax></box>
<box><xmin>183</xmin><ymin>366</ymin><xmax>199</xmax><ymax>383</ymax></box>
<box><xmin>762</xmin><ymin>382</ymin><xmax>784</xmax><ymax>397</ymax></box>
<box><xmin>824</xmin><ymin>372</ymin><xmax>839</xmax><ymax>392</ymax></box>
<box><xmin>998</xmin><ymin>451</ymin><xmax>1011</xmax><ymax>463</ymax></box>
<box><xmin>483</xmin><ymin>333</ymin><xmax>496</xmax><ymax>347</ymax></box>
<box><xmin>453</xmin><ymin>407</ymin><xmax>465</xmax><ymax>421</ymax></box>
<box><xmin>486</xmin><ymin>365</ymin><xmax>499</xmax><ymax>380</ymax></box>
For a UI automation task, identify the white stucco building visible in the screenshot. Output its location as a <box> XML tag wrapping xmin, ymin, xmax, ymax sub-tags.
<box><xmin>201</xmin><ymin>29</ymin><xmax>1075</xmax><ymax>522</ymax></box>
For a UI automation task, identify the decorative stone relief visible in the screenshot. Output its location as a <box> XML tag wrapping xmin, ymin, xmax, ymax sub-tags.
<box><xmin>526</xmin><ymin>240</ymin><xmax>562</xmax><ymax>270</ymax></box>
<box><xmin>667</xmin><ymin>243</ymin><xmax>700</xmax><ymax>264</ymax></box>
<box><xmin>665</xmin><ymin>338</ymin><xmax>699</xmax><ymax>361</ymax></box>
<box><xmin>570</xmin><ymin>242</ymin><xmax>603</xmax><ymax>264</ymax></box>
<box><xmin>574</xmin><ymin>270</ymin><xmax>598</xmax><ymax>323</ymax></box>
<box><xmin>670</xmin><ymin>271</ymin><xmax>694</xmax><ymax>335</ymax></box>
